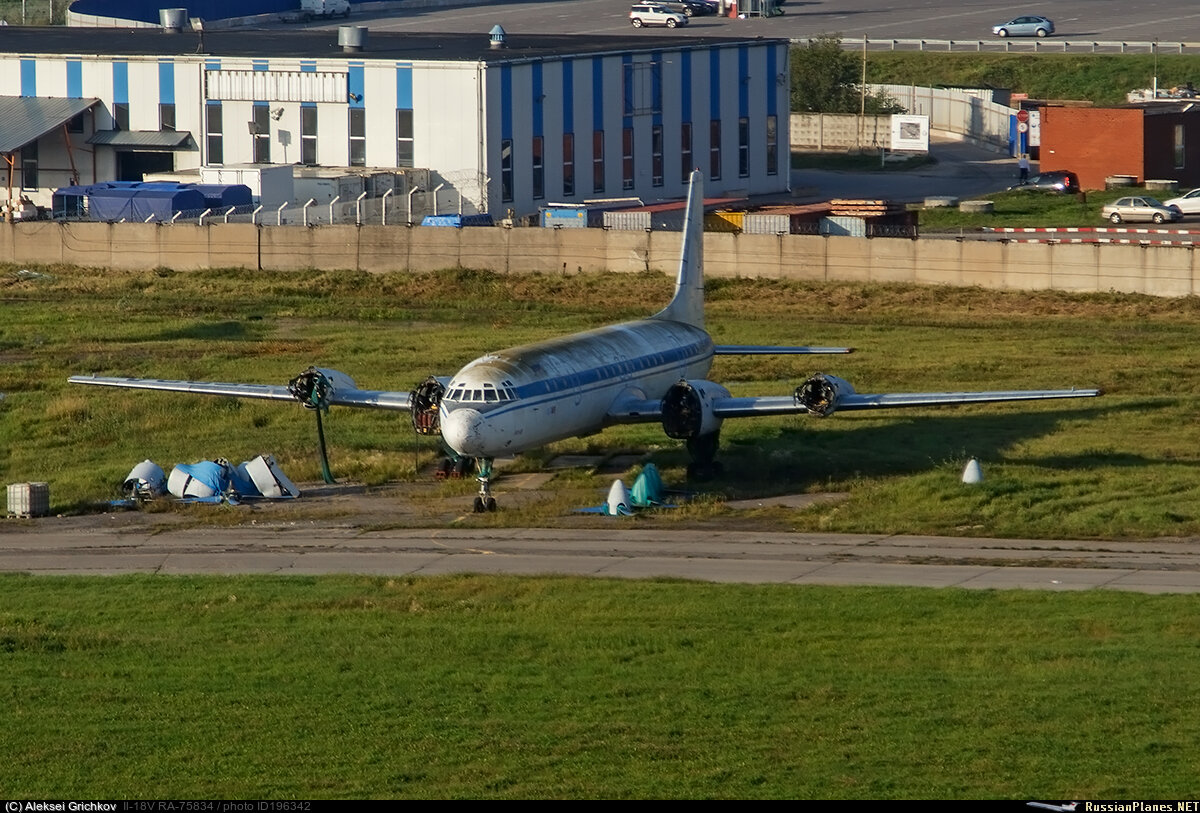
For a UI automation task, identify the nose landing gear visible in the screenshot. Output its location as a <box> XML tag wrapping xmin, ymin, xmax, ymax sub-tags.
<box><xmin>473</xmin><ymin>457</ymin><xmax>497</xmax><ymax>512</ymax></box>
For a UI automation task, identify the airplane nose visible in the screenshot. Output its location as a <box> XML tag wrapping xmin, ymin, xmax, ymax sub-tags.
<box><xmin>440</xmin><ymin>407</ymin><xmax>486</xmax><ymax>457</ymax></box>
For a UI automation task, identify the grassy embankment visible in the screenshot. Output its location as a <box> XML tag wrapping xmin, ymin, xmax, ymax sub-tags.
<box><xmin>3</xmin><ymin>264</ymin><xmax>1200</xmax><ymax>540</ymax></box>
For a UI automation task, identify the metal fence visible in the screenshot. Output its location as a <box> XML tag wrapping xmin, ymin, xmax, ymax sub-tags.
<box><xmin>51</xmin><ymin>195</ymin><xmax>450</xmax><ymax>227</ymax></box>
<box><xmin>815</xmin><ymin>37</ymin><xmax>1200</xmax><ymax>56</ymax></box>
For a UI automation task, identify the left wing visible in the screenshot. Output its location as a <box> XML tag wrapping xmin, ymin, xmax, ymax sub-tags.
<box><xmin>67</xmin><ymin>367</ymin><xmax>415</xmax><ymax>411</ymax></box>
<box><xmin>713</xmin><ymin>345</ymin><xmax>853</xmax><ymax>355</ymax></box>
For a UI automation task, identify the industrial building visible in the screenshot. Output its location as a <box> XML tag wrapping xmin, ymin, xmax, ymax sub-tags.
<box><xmin>0</xmin><ymin>21</ymin><xmax>791</xmax><ymax>218</ymax></box>
<box><xmin>1039</xmin><ymin>102</ymin><xmax>1200</xmax><ymax>191</ymax></box>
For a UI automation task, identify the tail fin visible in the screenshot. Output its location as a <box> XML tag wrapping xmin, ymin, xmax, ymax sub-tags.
<box><xmin>653</xmin><ymin>169</ymin><xmax>704</xmax><ymax>328</ymax></box>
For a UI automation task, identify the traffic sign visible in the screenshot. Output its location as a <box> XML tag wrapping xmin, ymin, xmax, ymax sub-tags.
<box><xmin>1017</xmin><ymin>122</ymin><xmax>1028</xmax><ymax>133</ymax></box>
<box><xmin>1016</xmin><ymin>109</ymin><xmax>1030</xmax><ymax>123</ymax></box>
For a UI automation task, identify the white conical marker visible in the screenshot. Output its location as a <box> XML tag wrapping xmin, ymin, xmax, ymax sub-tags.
<box><xmin>606</xmin><ymin>479</ymin><xmax>632</xmax><ymax>516</ymax></box>
<box><xmin>961</xmin><ymin>458</ymin><xmax>983</xmax><ymax>484</ymax></box>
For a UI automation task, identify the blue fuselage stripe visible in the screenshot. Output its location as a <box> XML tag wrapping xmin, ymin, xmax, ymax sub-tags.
<box><xmin>444</xmin><ymin>339</ymin><xmax>712</xmax><ymax>420</ymax></box>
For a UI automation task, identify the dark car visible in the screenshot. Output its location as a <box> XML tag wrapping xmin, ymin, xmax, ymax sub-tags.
<box><xmin>655</xmin><ymin>0</ymin><xmax>716</xmax><ymax>15</ymax></box>
<box><xmin>1007</xmin><ymin>170</ymin><xmax>1080</xmax><ymax>194</ymax></box>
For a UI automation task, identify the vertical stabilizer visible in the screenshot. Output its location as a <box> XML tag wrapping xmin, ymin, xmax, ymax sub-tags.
<box><xmin>652</xmin><ymin>170</ymin><xmax>704</xmax><ymax>328</ymax></box>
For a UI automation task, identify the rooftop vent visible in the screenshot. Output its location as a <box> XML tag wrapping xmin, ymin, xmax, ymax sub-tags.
<box><xmin>338</xmin><ymin>25</ymin><xmax>367</xmax><ymax>53</ymax></box>
<box><xmin>490</xmin><ymin>24</ymin><xmax>507</xmax><ymax>49</ymax></box>
<box><xmin>159</xmin><ymin>8</ymin><xmax>188</xmax><ymax>32</ymax></box>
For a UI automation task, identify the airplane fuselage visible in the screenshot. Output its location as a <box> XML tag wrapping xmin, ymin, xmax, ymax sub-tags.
<box><xmin>439</xmin><ymin>318</ymin><xmax>712</xmax><ymax>459</ymax></box>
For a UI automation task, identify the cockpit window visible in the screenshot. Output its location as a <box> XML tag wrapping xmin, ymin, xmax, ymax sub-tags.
<box><xmin>445</xmin><ymin>383</ymin><xmax>518</xmax><ymax>403</ymax></box>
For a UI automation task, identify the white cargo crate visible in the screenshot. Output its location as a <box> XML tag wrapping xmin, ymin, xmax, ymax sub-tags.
<box><xmin>7</xmin><ymin>482</ymin><xmax>49</xmax><ymax>518</ymax></box>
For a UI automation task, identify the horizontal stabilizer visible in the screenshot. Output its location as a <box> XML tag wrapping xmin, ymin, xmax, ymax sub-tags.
<box><xmin>714</xmin><ymin>345</ymin><xmax>853</xmax><ymax>355</ymax></box>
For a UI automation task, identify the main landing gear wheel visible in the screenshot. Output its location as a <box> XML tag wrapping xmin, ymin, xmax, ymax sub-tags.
<box><xmin>685</xmin><ymin>432</ymin><xmax>723</xmax><ymax>481</ymax></box>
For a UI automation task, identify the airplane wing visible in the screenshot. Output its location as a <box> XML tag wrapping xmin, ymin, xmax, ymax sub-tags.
<box><xmin>67</xmin><ymin>368</ymin><xmax>415</xmax><ymax>411</ymax></box>
<box><xmin>713</xmin><ymin>345</ymin><xmax>853</xmax><ymax>355</ymax></box>
<box><xmin>606</xmin><ymin>372</ymin><xmax>1101</xmax><ymax>423</ymax></box>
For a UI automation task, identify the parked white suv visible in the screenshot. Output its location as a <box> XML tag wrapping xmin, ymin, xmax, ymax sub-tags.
<box><xmin>629</xmin><ymin>3</ymin><xmax>689</xmax><ymax>27</ymax></box>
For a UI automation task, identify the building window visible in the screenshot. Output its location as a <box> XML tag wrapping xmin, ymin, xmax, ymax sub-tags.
<box><xmin>348</xmin><ymin>108</ymin><xmax>366</xmax><ymax>167</ymax></box>
<box><xmin>500</xmin><ymin>138</ymin><xmax>513</xmax><ymax>203</ymax></box>
<box><xmin>397</xmin><ymin>109</ymin><xmax>414</xmax><ymax>168</ymax></box>
<box><xmin>21</xmin><ymin>141</ymin><xmax>37</xmax><ymax>191</ymax></box>
<box><xmin>766</xmin><ymin>115</ymin><xmax>778</xmax><ymax>176</ymax></box>
<box><xmin>709</xmin><ymin>119</ymin><xmax>721</xmax><ymax>181</ymax></box>
<box><xmin>252</xmin><ymin>105</ymin><xmax>270</xmax><ymax>164</ymax></box>
<box><xmin>622</xmin><ymin>127</ymin><xmax>634</xmax><ymax>191</ymax></box>
<box><xmin>532</xmin><ymin>136</ymin><xmax>544</xmax><ymax>200</ymax></box>
<box><xmin>738</xmin><ymin>117</ymin><xmax>749</xmax><ymax>178</ymax></box>
<box><xmin>562</xmin><ymin>132</ymin><xmax>575</xmax><ymax>197</ymax></box>
<box><xmin>593</xmin><ymin>130</ymin><xmax>604</xmax><ymax>194</ymax></box>
<box><xmin>680</xmin><ymin>122</ymin><xmax>692</xmax><ymax>183</ymax></box>
<box><xmin>651</xmin><ymin>125</ymin><xmax>663</xmax><ymax>187</ymax></box>
<box><xmin>67</xmin><ymin>113</ymin><xmax>84</xmax><ymax>133</ymax></box>
<box><xmin>301</xmin><ymin>107</ymin><xmax>317</xmax><ymax>166</ymax></box>
<box><xmin>206</xmin><ymin>102</ymin><xmax>223</xmax><ymax>165</ymax></box>
<box><xmin>160</xmin><ymin>103</ymin><xmax>175</xmax><ymax>132</ymax></box>
<box><xmin>113</xmin><ymin>102</ymin><xmax>129</xmax><ymax>131</ymax></box>
<box><xmin>1176</xmin><ymin>124</ymin><xmax>1186</xmax><ymax>170</ymax></box>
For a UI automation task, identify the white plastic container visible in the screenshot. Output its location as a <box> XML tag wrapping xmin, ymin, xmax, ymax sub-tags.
<box><xmin>7</xmin><ymin>482</ymin><xmax>49</xmax><ymax>518</ymax></box>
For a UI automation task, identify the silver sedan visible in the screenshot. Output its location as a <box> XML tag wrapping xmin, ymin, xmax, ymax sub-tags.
<box><xmin>992</xmin><ymin>15</ymin><xmax>1055</xmax><ymax>38</ymax></box>
<box><xmin>1101</xmin><ymin>196</ymin><xmax>1183</xmax><ymax>225</ymax></box>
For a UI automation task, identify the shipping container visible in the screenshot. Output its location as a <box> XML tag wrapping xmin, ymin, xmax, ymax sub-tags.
<box><xmin>541</xmin><ymin>206</ymin><xmax>588</xmax><ymax>228</ymax></box>
<box><xmin>705</xmin><ymin>211</ymin><xmax>743</xmax><ymax>232</ymax></box>
<box><xmin>602</xmin><ymin>210</ymin><xmax>652</xmax><ymax>230</ymax></box>
<box><xmin>820</xmin><ymin>216</ymin><xmax>867</xmax><ymax>237</ymax></box>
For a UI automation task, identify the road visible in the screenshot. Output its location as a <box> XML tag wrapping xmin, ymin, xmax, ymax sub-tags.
<box><xmin>5</xmin><ymin>499</ymin><xmax>1200</xmax><ymax>593</ymax></box>
<box><xmin>319</xmin><ymin>0</ymin><xmax>1200</xmax><ymax>44</ymax></box>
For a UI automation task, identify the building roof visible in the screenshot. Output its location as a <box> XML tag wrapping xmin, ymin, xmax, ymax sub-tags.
<box><xmin>87</xmin><ymin>130</ymin><xmax>198</xmax><ymax>150</ymax></box>
<box><xmin>0</xmin><ymin>96</ymin><xmax>100</xmax><ymax>153</ymax></box>
<box><xmin>0</xmin><ymin>25</ymin><xmax>783</xmax><ymax>63</ymax></box>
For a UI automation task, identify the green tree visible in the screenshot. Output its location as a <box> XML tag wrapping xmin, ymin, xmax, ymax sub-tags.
<box><xmin>791</xmin><ymin>35</ymin><xmax>905</xmax><ymax>114</ymax></box>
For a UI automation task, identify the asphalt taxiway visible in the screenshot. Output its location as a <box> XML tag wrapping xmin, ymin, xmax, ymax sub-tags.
<box><xmin>4</xmin><ymin>519</ymin><xmax>1200</xmax><ymax>594</ymax></box>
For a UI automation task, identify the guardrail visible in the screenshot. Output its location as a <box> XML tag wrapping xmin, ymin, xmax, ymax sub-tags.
<box><xmin>798</xmin><ymin>37</ymin><xmax>1200</xmax><ymax>55</ymax></box>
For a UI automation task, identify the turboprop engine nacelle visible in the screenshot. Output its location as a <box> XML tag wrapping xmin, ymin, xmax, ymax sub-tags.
<box><xmin>661</xmin><ymin>379</ymin><xmax>731</xmax><ymax>440</ymax></box>
<box><xmin>409</xmin><ymin>375</ymin><xmax>446</xmax><ymax>436</ymax></box>
<box><xmin>795</xmin><ymin>373</ymin><xmax>856</xmax><ymax>418</ymax></box>
<box><xmin>288</xmin><ymin>367</ymin><xmax>358</xmax><ymax>410</ymax></box>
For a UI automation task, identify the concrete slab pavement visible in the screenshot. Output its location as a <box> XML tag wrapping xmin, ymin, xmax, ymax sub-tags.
<box><xmin>789</xmin><ymin>136</ymin><xmax>1026</xmax><ymax>205</ymax></box>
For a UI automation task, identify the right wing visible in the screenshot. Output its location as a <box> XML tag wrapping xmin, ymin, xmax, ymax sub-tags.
<box><xmin>68</xmin><ymin>367</ymin><xmax>415</xmax><ymax>411</ymax></box>
<box><xmin>715</xmin><ymin>373</ymin><xmax>1102</xmax><ymax>419</ymax></box>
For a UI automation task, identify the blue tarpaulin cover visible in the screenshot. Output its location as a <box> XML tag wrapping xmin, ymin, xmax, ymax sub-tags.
<box><xmin>52</xmin><ymin>181</ymin><xmax>252</xmax><ymax>221</ymax></box>
<box><xmin>421</xmin><ymin>213</ymin><xmax>494</xmax><ymax>227</ymax></box>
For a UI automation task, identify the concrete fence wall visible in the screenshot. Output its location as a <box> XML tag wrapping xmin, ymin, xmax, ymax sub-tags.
<box><xmin>3</xmin><ymin>221</ymin><xmax>1200</xmax><ymax>297</ymax></box>
<box><xmin>789</xmin><ymin>114</ymin><xmax>894</xmax><ymax>151</ymax></box>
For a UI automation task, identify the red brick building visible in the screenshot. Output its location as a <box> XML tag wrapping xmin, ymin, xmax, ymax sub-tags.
<box><xmin>1039</xmin><ymin>102</ymin><xmax>1200</xmax><ymax>191</ymax></box>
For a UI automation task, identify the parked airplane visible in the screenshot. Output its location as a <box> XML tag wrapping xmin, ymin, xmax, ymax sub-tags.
<box><xmin>70</xmin><ymin>171</ymin><xmax>1101</xmax><ymax>512</ymax></box>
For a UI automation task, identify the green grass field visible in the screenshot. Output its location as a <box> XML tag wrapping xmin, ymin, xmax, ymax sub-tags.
<box><xmin>3</xmin><ymin>263</ymin><xmax>1200</xmax><ymax>539</ymax></box>
<box><xmin>5</xmin><ymin>574</ymin><xmax>1200</xmax><ymax>798</ymax></box>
